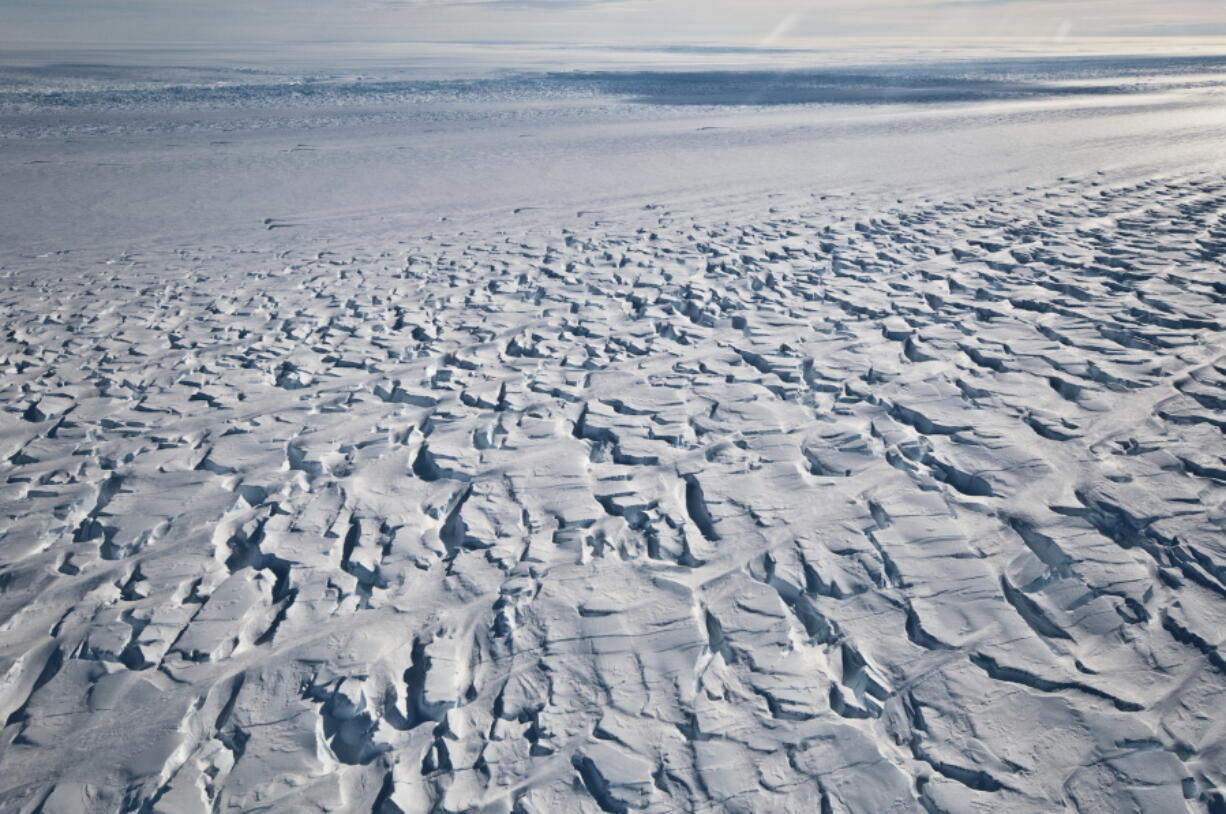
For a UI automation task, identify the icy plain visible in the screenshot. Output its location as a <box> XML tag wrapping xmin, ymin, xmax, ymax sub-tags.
<box><xmin>1</xmin><ymin>40</ymin><xmax>1226</xmax><ymax>814</ymax></box>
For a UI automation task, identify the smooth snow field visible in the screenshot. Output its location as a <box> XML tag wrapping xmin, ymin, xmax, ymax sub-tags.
<box><xmin>1</xmin><ymin>41</ymin><xmax>1226</xmax><ymax>814</ymax></box>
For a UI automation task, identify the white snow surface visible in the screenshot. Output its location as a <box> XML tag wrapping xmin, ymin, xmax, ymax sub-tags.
<box><xmin>1</xmin><ymin>41</ymin><xmax>1226</xmax><ymax>814</ymax></box>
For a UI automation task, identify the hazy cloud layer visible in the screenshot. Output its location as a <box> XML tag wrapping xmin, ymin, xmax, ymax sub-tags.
<box><xmin>2</xmin><ymin>0</ymin><xmax>1224</xmax><ymax>46</ymax></box>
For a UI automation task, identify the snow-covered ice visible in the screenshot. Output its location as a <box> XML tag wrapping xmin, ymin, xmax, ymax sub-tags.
<box><xmin>1</xmin><ymin>41</ymin><xmax>1225</xmax><ymax>813</ymax></box>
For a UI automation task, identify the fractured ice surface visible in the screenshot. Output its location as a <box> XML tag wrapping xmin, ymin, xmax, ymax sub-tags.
<box><xmin>1</xmin><ymin>166</ymin><xmax>1226</xmax><ymax>812</ymax></box>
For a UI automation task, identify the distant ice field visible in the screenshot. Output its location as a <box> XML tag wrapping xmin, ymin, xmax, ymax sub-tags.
<box><xmin>2</xmin><ymin>53</ymin><xmax>1225</xmax><ymax>110</ymax></box>
<box><xmin>1</xmin><ymin>40</ymin><xmax>1225</xmax><ymax>252</ymax></box>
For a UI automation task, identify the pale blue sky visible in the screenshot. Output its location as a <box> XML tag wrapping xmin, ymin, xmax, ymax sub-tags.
<box><xmin>3</xmin><ymin>0</ymin><xmax>1224</xmax><ymax>44</ymax></box>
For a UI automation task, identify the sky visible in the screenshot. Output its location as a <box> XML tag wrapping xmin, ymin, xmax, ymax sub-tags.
<box><xmin>3</xmin><ymin>0</ymin><xmax>1225</xmax><ymax>45</ymax></box>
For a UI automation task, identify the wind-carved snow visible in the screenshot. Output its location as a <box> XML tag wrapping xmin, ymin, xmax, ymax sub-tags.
<box><xmin>0</xmin><ymin>171</ymin><xmax>1225</xmax><ymax>813</ymax></box>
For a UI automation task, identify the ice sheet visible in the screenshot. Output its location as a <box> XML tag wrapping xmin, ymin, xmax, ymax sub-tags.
<box><xmin>1</xmin><ymin>40</ymin><xmax>1225</xmax><ymax>814</ymax></box>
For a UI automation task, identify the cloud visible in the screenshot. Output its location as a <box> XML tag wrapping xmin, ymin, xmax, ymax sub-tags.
<box><xmin>1</xmin><ymin>0</ymin><xmax>1223</xmax><ymax>44</ymax></box>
